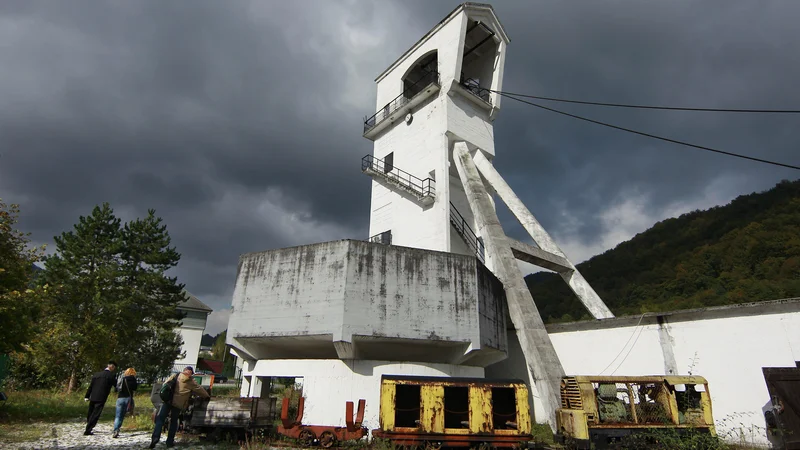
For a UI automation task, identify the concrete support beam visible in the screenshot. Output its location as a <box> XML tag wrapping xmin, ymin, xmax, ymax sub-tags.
<box><xmin>472</xmin><ymin>151</ymin><xmax>615</xmax><ymax>320</ymax></box>
<box><xmin>507</xmin><ymin>238</ymin><xmax>572</xmax><ymax>273</ymax></box>
<box><xmin>453</xmin><ymin>142</ymin><xmax>564</xmax><ymax>430</ymax></box>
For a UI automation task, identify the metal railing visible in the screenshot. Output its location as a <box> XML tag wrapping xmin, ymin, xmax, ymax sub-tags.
<box><xmin>369</xmin><ymin>230</ymin><xmax>392</xmax><ymax>245</ymax></box>
<box><xmin>362</xmin><ymin>155</ymin><xmax>435</xmax><ymax>199</ymax></box>
<box><xmin>460</xmin><ymin>78</ymin><xmax>492</xmax><ymax>104</ymax></box>
<box><xmin>449</xmin><ymin>202</ymin><xmax>485</xmax><ymax>263</ymax></box>
<box><xmin>364</xmin><ymin>70</ymin><xmax>440</xmax><ymax>134</ymax></box>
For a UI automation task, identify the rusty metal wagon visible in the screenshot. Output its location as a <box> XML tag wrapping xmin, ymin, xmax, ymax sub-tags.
<box><xmin>277</xmin><ymin>396</ymin><xmax>368</xmax><ymax>448</ymax></box>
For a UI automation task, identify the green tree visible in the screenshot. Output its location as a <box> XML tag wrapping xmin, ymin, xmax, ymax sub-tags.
<box><xmin>126</xmin><ymin>326</ymin><xmax>184</xmax><ymax>383</ymax></box>
<box><xmin>212</xmin><ymin>330</ymin><xmax>227</xmax><ymax>361</ymax></box>
<box><xmin>114</xmin><ymin>210</ymin><xmax>187</xmax><ymax>378</ymax></box>
<box><xmin>31</xmin><ymin>204</ymin><xmax>187</xmax><ymax>391</ymax></box>
<box><xmin>0</xmin><ymin>200</ymin><xmax>46</xmax><ymax>355</ymax></box>
<box><xmin>39</xmin><ymin>203</ymin><xmax>123</xmax><ymax>391</ymax></box>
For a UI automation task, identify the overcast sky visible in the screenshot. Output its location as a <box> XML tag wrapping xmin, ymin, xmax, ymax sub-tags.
<box><xmin>1</xmin><ymin>1</ymin><xmax>798</xmax><ymax>335</ymax></box>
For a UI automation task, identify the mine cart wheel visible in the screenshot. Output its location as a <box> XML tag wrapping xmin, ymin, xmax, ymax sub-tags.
<box><xmin>298</xmin><ymin>429</ymin><xmax>316</xmax><ymax>447</ymax></box>
<box><xmin>320</xmin><ymin>430</ymin><xmax>337</xmax><ymax>448</ymax></box>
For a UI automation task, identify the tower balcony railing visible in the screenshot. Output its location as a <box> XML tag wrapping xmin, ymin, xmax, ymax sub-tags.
<box><xmin>363</xmin><ymin>70</ymin><xmax>440</xmax><ymax>137</ymax></box>
<box><xmin>460</xmin><ymin>77</ymin><xmax>492</xmax><ymax>105</ymax></box>
<box><xmin>449</xmin><ymin>202</ymin><xmax>485</xmax><ymax>263</ymax></box>
<box><xmin>361</xmin><ymin>155</ymin><xmax>435</xmax><ymax>205</ymax></box>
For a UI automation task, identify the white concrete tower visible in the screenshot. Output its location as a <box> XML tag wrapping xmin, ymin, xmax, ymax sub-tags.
<box><xmin>362</xmin><ymin>3</ymin><xmax>616</xmax><ymax>428</ymax></box>
<box><xmin>362</xmin><ymin>2</ymin><xmax>508</xmax><ymax>267</ymax></box>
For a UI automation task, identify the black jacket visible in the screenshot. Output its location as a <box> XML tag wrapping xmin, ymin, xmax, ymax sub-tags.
<box><xmin>118</xmin><ymin>375</ymin><xmax>138</xmax><ymax>398</ymax></box>
<box><xmin>85</xmin><ymin>369</ymin><xmax>117</xmax><ymax>403</ymax></box>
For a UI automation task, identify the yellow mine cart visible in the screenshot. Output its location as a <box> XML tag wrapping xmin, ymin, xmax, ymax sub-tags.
<box><xmin>556</xmin><ymin>375</ymin><xmax>716</xmax><ymax>449</ymax></box>
<box><xmin>372</xmin><ymin>375</ymin><xmax>533</xmax><ymax>448</ymax></box>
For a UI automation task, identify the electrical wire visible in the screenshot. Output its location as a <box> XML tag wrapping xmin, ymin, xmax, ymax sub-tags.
<box><xmin>494</xmin><ymin>90</ymin><xmax>800</xmax><ymax>114</ymax></box>
<box><xmin>598</xmin><ymin>313</ymin><xmax>646</xmax><ymax>376</ymax></box>
<box><xmin>610</xmin><ymin>325</ymin><xmax>646</xmax><ymax>376</ymax></box>
<box><xmin>494</xmin><ymin>91</ymin><xmax>800</xmax><ymax>171</ymax></box>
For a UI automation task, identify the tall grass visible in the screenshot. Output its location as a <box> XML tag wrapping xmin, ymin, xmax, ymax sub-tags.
<box><xmin>0</xmin><ymin>387</ymin><xmax>154</xmax><ymax>423</ymax></box>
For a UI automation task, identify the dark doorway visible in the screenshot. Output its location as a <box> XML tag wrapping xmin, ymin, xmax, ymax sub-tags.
<box><xmin>444</xmin><ymin>386</ymin><xmax>469</xmax><ymax>429</ymax></box>
<box><xmin>492</xmin><ymin>387</ymin><xmax>517</xmax><ymax>430</ymax></box>
<box><xmin>395</xmin><ymin>384</ymin><xmax>421</xmax><ymax>428</ymax></box>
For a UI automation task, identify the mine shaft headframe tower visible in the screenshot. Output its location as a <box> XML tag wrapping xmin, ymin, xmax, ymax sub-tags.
<box><xmin>360</xmin><ymin>2</ymin><xmax>614</xmax><ymax>429</ymax></box>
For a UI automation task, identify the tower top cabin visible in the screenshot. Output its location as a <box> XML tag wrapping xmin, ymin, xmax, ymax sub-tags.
<box><xmin>362</xmin><ymin>2</ymin><xmax>509</xmax><ymax>259</ymax></box>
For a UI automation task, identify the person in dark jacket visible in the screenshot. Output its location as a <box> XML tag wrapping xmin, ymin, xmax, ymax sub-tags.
<box><xmin>112</xmin><ymin>367</ymin><xmax>138</xmax><ymax>438</ymax></box>
<box><xmin>83</xmin><ymin>360</ymin><xmax>117</xmax><ymax>436</ymax></box>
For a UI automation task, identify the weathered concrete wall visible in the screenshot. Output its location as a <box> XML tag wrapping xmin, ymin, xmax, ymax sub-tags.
<box><xmin>514</xmin><ymin>299</ymin><xmax>800</xmax><ymax>445</ymax></box>
<box><xmin>227</xmin><ymin>240</ymin><xmax>507</xmax><ymax>366</ymax></box>
<box><xmin>240</xmin><ymin>359</ymin><xmax>484</xmax><ymax>433</ymax></box>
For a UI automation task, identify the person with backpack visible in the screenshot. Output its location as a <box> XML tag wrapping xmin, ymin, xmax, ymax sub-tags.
<box><xmin>112</xmin><ymin>367</ymin><xmax>138</xmax><ymax>438</ymax></box>
<box><xmin>149</xmin><ymin>366</ymin><xmax>209</xmax><ymax>448</ymax></box>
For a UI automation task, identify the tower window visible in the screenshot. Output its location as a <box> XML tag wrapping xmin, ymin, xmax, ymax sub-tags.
<box><xmin>460</xmin><ymin>20</ymin><xmax>497</xmax><ymax>103</ymax></box>
<box><xmin>403</xmin><ymin>52</ymin><xmax>438</xmax><ymax>99</ymax></box>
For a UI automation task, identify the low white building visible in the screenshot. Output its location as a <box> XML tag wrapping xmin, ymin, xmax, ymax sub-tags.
<box><xmin>535</xmin><ymin>298</ymin><xmax>800</xmax><ymax>446</ymax></box>
<box><xmin>174</xmin><ymin>291</ymin><xmax>212</xmax><ymax>372</ymax></box>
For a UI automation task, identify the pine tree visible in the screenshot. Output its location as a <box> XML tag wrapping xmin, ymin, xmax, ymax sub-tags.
<box><xmin>39</xmin><ymin>203</ymin><xmax>124</xmax><ymax>391</ymax></box>
<box><xmin>115</xmin><ymin>210</ymin><xmax>186</xmax><ymax>380</ymax></box>
<box><xmin>31</xmin><ymin>204</ymin><xmax>187</xmax><ymax>391</ymax></box>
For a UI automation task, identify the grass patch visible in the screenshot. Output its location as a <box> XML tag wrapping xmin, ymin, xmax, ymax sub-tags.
<box><xmin>121</xmin><ymin>410</ymin><xmax>156</xmax><ymax>432</ymax></box>
<box><xmin>531</xmin><ymin>422</ymin><xmax>555</xmax><ymax>444</ymax></box>
<box><xmin>212</xmin><ymin>384</ymin><xmax>240</xmax><ymax>398</ymax></box>
<box><xmin>0</xmin><ymin>422</ymin><xmax>50</xmax><ymax>444</ymax></box>
<box><xmin>0</xmin><ymin>388</ymin><xmax>155</xmax><ymax>424</ymax></box>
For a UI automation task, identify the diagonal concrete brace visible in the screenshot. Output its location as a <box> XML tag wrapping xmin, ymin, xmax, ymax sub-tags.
<box><xmin>452</xmin><ymin>142</ymin><xmax>564</xmax><ymax>430</ymax></box>
<box><xmin>472</xmin><ymin>151</ymin><xmax>614</xmax><ymax>319</ymax></box>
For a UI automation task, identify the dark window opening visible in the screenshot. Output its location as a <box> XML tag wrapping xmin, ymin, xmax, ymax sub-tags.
<box><xmin>403</xmin><ymin>52</ymin><xmax>438</xmax><ymax>99</ymax></box>
<box><xmin>444</xmin><ymin>386</ymin><xmax>469</xmax><ymax>429</ymax></box>
<box><xmin>384</xmin><ymin>152</ymin><xmax>394</xmax><ymax>173</ymax></box>
<box><xmin>796</xmin><ymin>361</ymin><xmax>800</xmax><ymax>368</ymax></box>
<box><xmin>460</xmin><ymin>20</ymin><xmax>497</xmax><ymax>103</ymax></box>
<box><xmin>677</xmin><ymin>385</ymin><xmax>702</xmax><ymax>410</ymax></box>
<box><xmin>492</xmin><ymin>387</ymin><xmax>517</xmax><ymax>430</ymax></box>
<box><xmin>395</xmin><ymin>384</ymin><xmax>421</xmax><ymax>428</ymax></box>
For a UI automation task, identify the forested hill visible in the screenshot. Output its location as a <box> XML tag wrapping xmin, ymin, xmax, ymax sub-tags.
<box><xmin>526</xmin><ymin>179</ymin><xmax>800</xmax><ymax>323</ymax></box>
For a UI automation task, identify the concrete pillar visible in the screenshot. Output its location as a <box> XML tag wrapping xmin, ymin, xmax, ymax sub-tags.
<box><xmin>452</xmin><ymin>142</ymin><xmax>564</xmax><ymax>430</ymax></box>
<box><xmin>472</xmin><ymin>151</ymin><xmax>614</xmax><ymax>320</ymax></box>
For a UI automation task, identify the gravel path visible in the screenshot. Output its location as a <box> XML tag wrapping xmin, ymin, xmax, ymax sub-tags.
<box><xmin>7</xmin><ymin>421</ymin><xmax>227</xmax><ymax>450</ymax></box>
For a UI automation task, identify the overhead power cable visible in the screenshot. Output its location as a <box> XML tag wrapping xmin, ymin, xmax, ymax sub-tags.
<box><xmin>494</xmin><ymin>91</ymin><xmax>800</xmax><ymax>171</ymax></box>
<box><xmin>494</xmin><ymin>90</ymin><xmax>800</xmax><ymax>114</ymax></box>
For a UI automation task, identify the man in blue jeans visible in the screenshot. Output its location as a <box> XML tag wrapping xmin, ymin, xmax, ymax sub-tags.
<box><xmin>150</xmin><ymin>366</ymin><xmax>209</xmax><ymax>448</ymax></box>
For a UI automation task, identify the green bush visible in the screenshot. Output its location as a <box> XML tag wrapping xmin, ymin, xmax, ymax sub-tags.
<box><xmin>618</xmin><ymin>428</ymin><xmax>727</xmax><ymax>450</ymax></box>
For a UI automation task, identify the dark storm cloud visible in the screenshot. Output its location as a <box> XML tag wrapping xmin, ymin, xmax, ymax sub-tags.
<box><xmin>1</xmin><ymin>0</ymin><xmax>799</xmax><ymax>332</ymax></box>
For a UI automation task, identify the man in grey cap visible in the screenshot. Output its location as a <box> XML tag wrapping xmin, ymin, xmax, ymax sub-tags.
<box><xmin>149</xmin><ymin>366</ymin><xmax>209</xmax><ymax>448</ymax></box>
